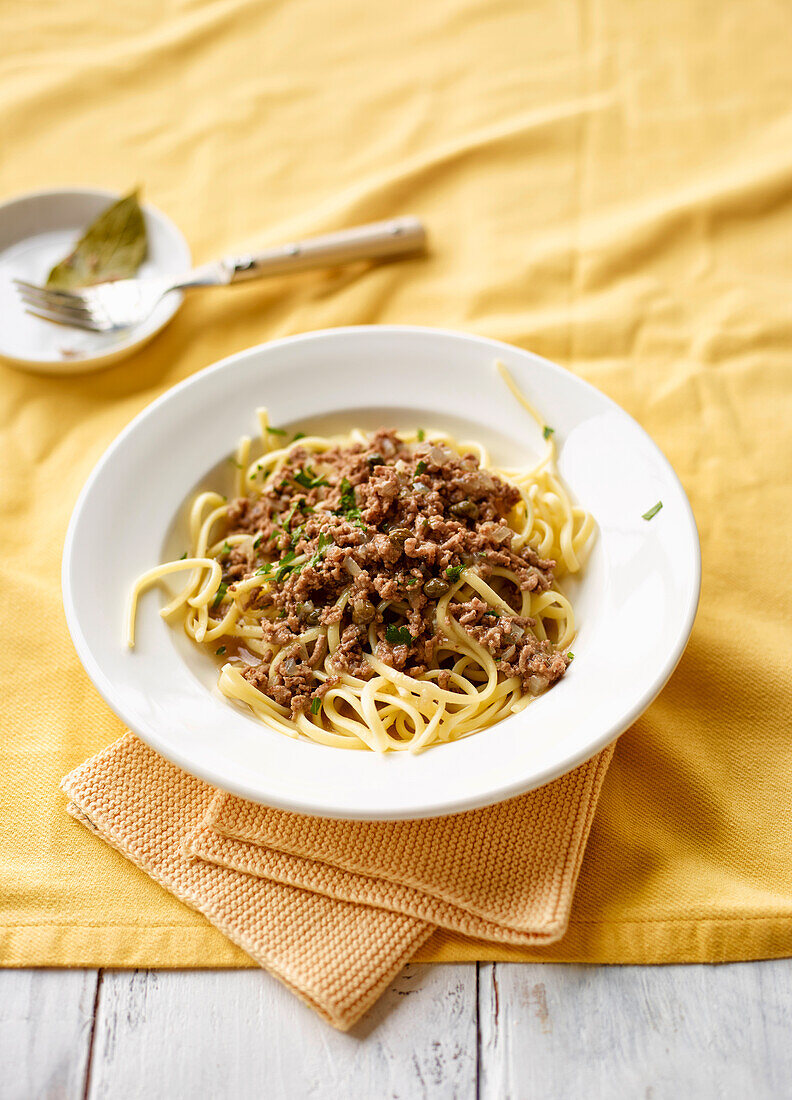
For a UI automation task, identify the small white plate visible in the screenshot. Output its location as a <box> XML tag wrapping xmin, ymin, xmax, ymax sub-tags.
<box><xmin>63</xmin><ymin>327</ymin><xmax>701</xmax><ymax>819</ymax></box>
<box><xmin>0</xmin><ymin>188</ymin><xmax>191</xmax><ymax>374</ymax></box>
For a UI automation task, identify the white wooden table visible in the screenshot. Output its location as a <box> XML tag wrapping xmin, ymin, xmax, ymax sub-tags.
<box><xmin>2</xmin><ymin>960</ymin><xmax>790</xmax><ymax>1098</ymax></box>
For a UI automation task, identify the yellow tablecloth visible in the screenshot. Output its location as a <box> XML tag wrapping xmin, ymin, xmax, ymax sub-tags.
<box><xmin>2</xmin><ymin>0</ymin><xmax>791</xmax><ymax>968</ymax></box>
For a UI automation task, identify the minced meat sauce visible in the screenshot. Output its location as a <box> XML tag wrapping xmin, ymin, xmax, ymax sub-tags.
<box><xmin>215</xmin><ymin>430</ymin><xmax>569</xmax><ymax>717</ymax></box>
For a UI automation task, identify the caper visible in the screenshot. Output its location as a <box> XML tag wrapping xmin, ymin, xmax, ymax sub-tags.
<box><xmin>352</xmin><ymin>598</ymin><xmax>376</xmax><ymax>624</ymax></box>
<box><xmin>388</xmin><ymin>525</ymin><xmax>412</xmax><ymax>546</ymax></box>
<box><xmin>366</xmin><ymin>453</ymin><xmax>384</xmax><ymax>469</ymax></box>
<box><xmin>297</xmin><ymin>600</ymin><xmax>322</xmax><ymax>625</ymax></box>
<box><xmin>449</xmin><ymin>499</ymin><xmax>479</xmax><ymax>520</ymax></box>
<box><xmin>424</xmin><ymin>578</ymin><xmax>450</xmax><ymax>599</ymax></box>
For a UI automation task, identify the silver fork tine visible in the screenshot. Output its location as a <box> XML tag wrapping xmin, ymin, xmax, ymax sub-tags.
<box><xmin>16</xmin><ymin>283</ymin><xmax>91</xmax><ymax>305</ymax></box>
<box><xmin>13</xmin><ymin>280</ymin><xmax>92</xmax><ymax>310</ymax></box>
<box><xmin>14</xmin><ymin>277</ymin><xmax>85</xmax><ymax>298</ymax></box>
<box><xmin>16</xmin><ymin>290</ymin><xmax>94</xmax><ymax>320</ymax></box>
<box><xmin>23</xmin><ymin>306</ymin><xmax>104</xmax><ymax>332</ymax></box>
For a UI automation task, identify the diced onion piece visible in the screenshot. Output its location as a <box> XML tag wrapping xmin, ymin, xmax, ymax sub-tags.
<box><xmin>344</xmin><ymin>555</ymin><xmax>362</xmax><ymax>578</ymax></box>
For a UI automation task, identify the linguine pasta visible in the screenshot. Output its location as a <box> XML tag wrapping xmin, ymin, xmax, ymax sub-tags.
<box><xmin>128</xmin><ymin>362</ymin><xmax>595</xmax><ymax>752</ymax></box>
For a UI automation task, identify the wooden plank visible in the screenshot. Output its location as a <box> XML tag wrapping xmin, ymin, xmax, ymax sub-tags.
<box><xmin>0</xmin><ymin>968</ymin><xmax>99</xmax><ymax>1100</ymax></box>
<box><xmin>8</xmin><ymin>959</ymin><xmax>790</xmax><ymax>1099</ymax></box>
<box><xmin>478</xmin><ymin>960</ymin><xmax>792</xmax><ymax>1100</ymax></box>
<box><xmin>87</xmin><ymin>963</ymin><xmax>477</xmax><ymax>1099</ymax></box>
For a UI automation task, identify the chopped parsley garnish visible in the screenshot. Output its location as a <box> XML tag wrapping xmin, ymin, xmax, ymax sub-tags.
<box><xmin>417</xmin><ymin>429</ymin><xmax>425</xmax><ymax>442</ymax></box>
<box><xmin>293</xmin><ymin>431</ymin><xmax>306</xmax><ymax>441</ymax></box>
<box><xmin>287</xmin><ymin>523</ymin><xmax>305</xmax><ymax>548</ymax></box>
<box><xmin>228</xmin><ymin>457</ymin><xmax>243</xmax><ymax>468</ymax></box>
<box><xmin>310</xmin><ymin>697</ymin><xmax>321</xmax><ymax>715</ymax></box>
<box><xmin>269</xmin><ymin>533</ymin><xmax>330</xmax><ymax>584</ymax></box>
<box><xmin>255</xmin><ymin>562</ymin><xmax>272</xmax><ymax>576</ymax></box>
<box><xmin>334</xmin><ymin>476</ymin><xmax>357</xmax><ymax>512</ymax></box>
<box><xmin>306</xmin><ymin>531</ymin><xmax>332</xmax><ymax>570</ymax></box>
<box><xmin>179</xmin><ymin>551</ymin><xmax>187</xmax><ymax>560</ymax></box>
<box><xmin>281</xmin><ymin>501</ymin><xmax>301</xmax><ymax>529</ymax></box>
<box><xmin>253</xmin><ymin>534</ymin><xmax>263</xmax><ymax>549</ymax></box>
<box><xmin>385</xmin><ymin>624</ymin><xmax>414</xmax><ymax>645</ymax></box>
<box><xmin>445</xmin><ymin>564</ymin><xmax>464</xmax><ymax>581</ymax></box>
<box><xmin>274</xmin><ymin>550</ymin><xmax>300</xmax><ymax>583</ymax></box>
<box><xmin>333</xmin><ymin>477</ymin><xmax>364</xmax><ymax>525</ymax></box>
<box><xmin>642</xmin><ymin>501</ymin><xmax>663</xmax><ymax>521</ymax></box>
<box><xmin>222</xmin><ymin>541</ymin><xmax>232</xmax><ymax>553</ymax></box>
<box><xmin>405</xmin><ymin>578</ymin><xmax>418</xmax><ymax>586</ymax></box>
<box><xmin>567</xmin><ymin>651</ymin><xmax>575</xmax><ymax>660</ymax></box>
<box><xmin>212</xmin><ymin>581</ymin><xmax>228</xmax><ymax>609</ymax></box>
<box><xmin>543</xmin><ymin>425</ymin><xmax>555</xmax><ymax>440</ymax></box>
<box><xmin>415</xmin><ymin>459</ymin><xmax>427</xmax><ymax>476</ymax></box>
<box><xmin>483</xmin><ymin>609</ymin><xmax>498</xmax><ymax>617</ymax></box>
<box><xmin>293</xmin><ymin>465</ymin><xmax>329</xmax><ymax>490</ymax></box>
<box><xmin>215</xmin><ymin>646</ymin><xmax>227</xmax><ymax>656</ymax></box>
<box><xmin>266</xmin><ymin>426</ymin><xmax>287</xmax><ymax>436</ymax></box>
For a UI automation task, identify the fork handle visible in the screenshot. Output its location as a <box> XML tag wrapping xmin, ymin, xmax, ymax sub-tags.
<box><xmin>222</xmin><ymin>217</ymin><xmax>427</xmax><ymax>282</ymax></box>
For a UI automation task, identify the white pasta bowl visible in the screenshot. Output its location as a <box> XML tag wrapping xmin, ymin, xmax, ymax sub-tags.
<box><xmin>63</xmin><ymin>326</ymin><xmax>700</xmax><ymax>819</ymax></box>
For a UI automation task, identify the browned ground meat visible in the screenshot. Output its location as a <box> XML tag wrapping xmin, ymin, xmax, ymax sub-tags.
<box><xmin>216</xmin><ymin>430</ymin><xmax>568</xmax><ymax>717</ymax></box>
<box><xmin>449</xmin><ymin>597</ymin><xmax>568</xmax><ymax>694</ymax></box>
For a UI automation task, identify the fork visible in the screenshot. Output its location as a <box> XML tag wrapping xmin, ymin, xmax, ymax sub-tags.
<box><xmin>14</xmin><ymin>216</ymin><xmax>427</xmax><ymax>333</ymax></box>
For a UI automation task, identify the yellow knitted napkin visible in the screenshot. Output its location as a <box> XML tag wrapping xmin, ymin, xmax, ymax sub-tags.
<box><xmin>62</xmin><ymin>733</ymin><xmax>612</xmax><ymax>1029</ymax></box>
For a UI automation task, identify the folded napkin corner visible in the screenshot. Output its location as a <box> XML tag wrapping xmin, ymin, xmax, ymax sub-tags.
<box><xmin>62</xmin><ymin>735</ymin><xmax>613</xmax><ymax>1028</ymax></box>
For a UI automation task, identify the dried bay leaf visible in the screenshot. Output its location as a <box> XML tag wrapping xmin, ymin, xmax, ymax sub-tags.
<box><xmin>46</xmin><ymin>190</ymin><xmax>147</xmax><ymax>289</ymax></box>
